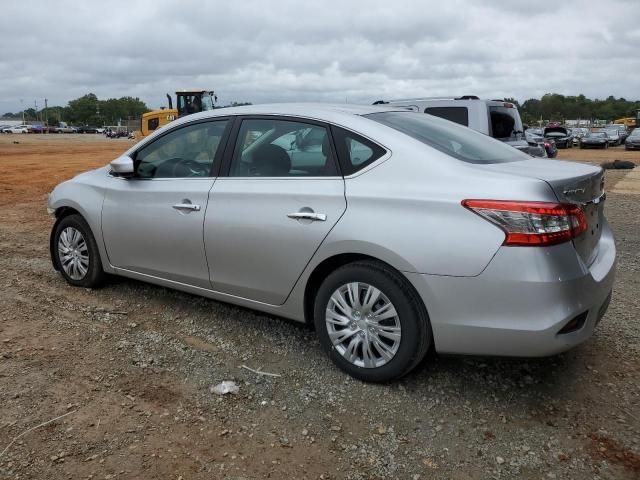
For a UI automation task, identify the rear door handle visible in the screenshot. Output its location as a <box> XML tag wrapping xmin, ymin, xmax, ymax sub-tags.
<box><xmin>173</xmin><ymin>203</ymin><xmax>201</xmax><ymax>212</ymax></box>
<box><xmin>287</xmin><ymin>212</ymin><xmax>327</xmax><ymax>221</ymax></box>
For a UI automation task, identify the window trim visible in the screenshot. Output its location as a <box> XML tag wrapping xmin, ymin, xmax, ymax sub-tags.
<box><xmin>219</xmin><ymin>115</ymin><xmax>342</xmax><ymax>179</ymax></box>
<box><xmin>123</xmin><ymin>117</ymin><xmax>233</xmax><ymax>180</ymax></box>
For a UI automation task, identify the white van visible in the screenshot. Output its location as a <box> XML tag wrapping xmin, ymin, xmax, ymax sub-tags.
<box><xmin>373</xmin><ymin>96</ymin><xmax>535</xmax><ymax>155</ymax></box>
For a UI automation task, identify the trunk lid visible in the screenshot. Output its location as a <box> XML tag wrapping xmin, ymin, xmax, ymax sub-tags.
<box><xmin>543</xmin><ymin>126</ymin><xmax>569</xmax><ymax>136</ymax></box>
<box><xmin>481</xmin><ymin>159</ymin><xmax>605</xmax><ymax>265</ymax></box>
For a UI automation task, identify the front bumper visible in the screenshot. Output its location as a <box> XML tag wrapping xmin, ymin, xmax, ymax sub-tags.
<box><xmin>406</xmin><ymin>221</ymin><xmax>616</xmax><ymax>357</ymax></box>
<box><xmin>625</xmin><ymin>143</ymin><xmax>640</xmax><ymax>150</ymax></box>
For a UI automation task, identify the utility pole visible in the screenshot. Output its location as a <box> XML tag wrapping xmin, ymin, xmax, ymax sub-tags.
<box><xmin>34</xmin><ymin>100</ymin><xmax>38</xmax><ymax>121</ymax></box>
<box><xmin>44</xmin><ymin>98</ymin><xmax>48</xmax><ymax>128</ymax></box>
<box><xmin>20</xmin><ymin>99</ymin><xmax>24</xmax><ymax>123</ymax></box>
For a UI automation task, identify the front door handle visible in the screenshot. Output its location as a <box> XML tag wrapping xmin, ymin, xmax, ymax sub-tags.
<box><xmin>287</xmin><ymin>212</ymin><xmax>327</xmax><ymax>222</ymax></box>
<box><xmin>172</xmin><ymin>203</ymin><xmax>201</xmax><ymax>212</ymax></box>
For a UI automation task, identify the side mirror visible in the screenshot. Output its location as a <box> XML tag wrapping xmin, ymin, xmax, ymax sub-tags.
<box><xmin>110</xmin><ymin>155</ymin><xmax>134</xmax><ymax>176</ymax></box>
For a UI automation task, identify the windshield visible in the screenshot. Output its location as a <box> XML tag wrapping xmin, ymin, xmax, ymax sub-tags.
<box><xmin>366</xmin><ymin>111</ymin><xmax>528</xmax><ymax>164</ymax></box>
<box><xmin>590</xmin><ymin>133</ymin><xmax>606</xmax><ymax>138</ymax></box>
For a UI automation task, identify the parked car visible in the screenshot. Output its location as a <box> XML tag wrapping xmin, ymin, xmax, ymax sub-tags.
<box><xmin>606</xmin><ymin>124</ymin><xmax>628</xmax><ymax>142</ymax></box>
<box><xmin>2</xmin><ymin>124</ymin><xmax>30</xmax><ymax>133</ymax></box>
<box><xmin>603</xmin><ymin>129</ymin><xmax>621</xmax><ymax>146</ymax></box>
<box><xmin>571</xmin><ymin>127</ymin><xmax>589</xmax><ymax>146</ymax></box>
<box><xmin>372</xmin><ymin>96</ymin><xmax>536</xmax><ymax>156</ymax></box>
<box><xmin>77</xmin><ymin>126</ymin><xmax>101</xmax><ymax>134</ymax></box>
<box><xmin>105</xmin><ymin>128</ymin><xmax>130</xmax><ymax>138</ymax></box>
<box><xmin>30</xmin><ymin>123</ymin><xmax>49</xmax><ymax>134</ymax></box>
<box><xmin>624</xmin><ymin>129</ymin><xmax>640</xmax><ymax>150</ymax></box>
<box><xmin>48</xmin><ymin>104</ymin><xmax>616</xmax><ymax>382</ymax></box>
<box><xmin>526</xmin><ymin>130</ymin><xmax>556</xmax><ymax>158</ymax></box>
<box><xmin>525</xmin><ymin>137</ymin><xmax>547</xmax><ymax>158</ymax></box>
<box><xmin>54</xmin><ymin>123</ymin><xmax>77</xmax><ymax>134</ymax></box>
<box><xmin>543</xmin><ymin>138</ymin><xmax>558</xmax><ymax>157</ymax></box>
<box><xmin>580</xmin><ymin>132</ymin><xmax>609</xmax><ymax>149</ymax></box>
<box><xmin>543</xmin><ymin>126</ymin><xmax>572</xmax><ymax>148</ymax></box>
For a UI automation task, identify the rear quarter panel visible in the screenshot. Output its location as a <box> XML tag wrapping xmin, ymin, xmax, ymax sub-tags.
<box><xmin>316</xmin><ymin>143</ymin><xmax>557</xmax><ymax>277</ymax></box>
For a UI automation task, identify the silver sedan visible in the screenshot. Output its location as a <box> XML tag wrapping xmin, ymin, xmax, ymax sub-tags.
<box><xmin>48</xmin><ymin>104</ymin><xmax>616</xmax><ymax>382</ymax></box>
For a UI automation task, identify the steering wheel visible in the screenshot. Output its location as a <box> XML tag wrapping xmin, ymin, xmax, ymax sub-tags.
<box><xmin>171</xmin><ymin>158</ymin><xmax>209</xmax><ymax>177</ymax></box>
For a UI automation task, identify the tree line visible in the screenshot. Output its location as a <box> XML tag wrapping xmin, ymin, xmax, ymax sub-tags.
<box><xmin>2</xmin><ymin>94</ymin><xmax>254</xmax><ymax>126</ymax></box>
<box><xmin>509</xmin><ymin>94</ymin><xmax>640</xmax><ymax>125</ymax></box>
<box><xmin>2</xmin><ymin>94</ymin><xmax>150</xmax><ymax>126</ymax></box>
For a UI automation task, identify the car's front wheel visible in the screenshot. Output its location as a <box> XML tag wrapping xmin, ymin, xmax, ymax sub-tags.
<box><xmin>53</xmin><ymin>214</ymin><xmax>104</xmax><ymax>288</ymax></box>
<box><xmin>314</xmin><ymin>261</ymin><xmax>431</xmax><ymax>382</ymax></box>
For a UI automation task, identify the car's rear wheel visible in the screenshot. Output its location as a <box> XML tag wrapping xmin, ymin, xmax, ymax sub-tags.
<box><xmin>53</xmin><ymin>214</ymin><xmax>104</xmax><ymax>288</ymax></box>
<box><xmin>314</xmin><ymin>261</ymin><xmax>431</xmax><ymax>382</ymax></box>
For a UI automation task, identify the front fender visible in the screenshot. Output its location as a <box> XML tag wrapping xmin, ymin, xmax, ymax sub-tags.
<box><xmin>47</xmin><ymin>173</ymin><xmax>113</xmax><ymax>273</ymax></box>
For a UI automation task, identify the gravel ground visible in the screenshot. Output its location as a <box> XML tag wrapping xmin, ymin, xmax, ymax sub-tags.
<box><xmin>0</xmin><ymin>137</ymin><xmax>638</xmax><ymax>479</ymax></box>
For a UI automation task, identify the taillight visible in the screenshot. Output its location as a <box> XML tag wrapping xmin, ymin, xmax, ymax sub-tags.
<box><xmin>462</xmin><ymin>200</ymin><xmax>587</xmax><ymax>246</ymax></box>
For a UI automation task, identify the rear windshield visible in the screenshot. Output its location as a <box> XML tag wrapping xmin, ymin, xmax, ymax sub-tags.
<box><xmin>488</xmin><ymin>106</ymin><xmax>523</xmax><ymax>140</ymax></box>
<box><xmin>366</xmin><ymin>111</ymin><xmax>528</xmax><ymax>164</ymax></box>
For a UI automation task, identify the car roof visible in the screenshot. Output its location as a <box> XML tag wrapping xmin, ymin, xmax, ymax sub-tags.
<box><xmin>207</xmin><ymin>102</ymin><xmax>407</xmax><ymax>117</ymax></box>
<box><xmin>166</xmin><ymin>103</ymin><xmax>412</xmax><ymax>130</ymax></box>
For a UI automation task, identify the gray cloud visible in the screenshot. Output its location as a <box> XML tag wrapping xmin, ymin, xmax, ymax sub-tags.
<box><xmin>1</xmin><ymin>0</ymin><xmax>639</xmax><ymax>114</ymax></box>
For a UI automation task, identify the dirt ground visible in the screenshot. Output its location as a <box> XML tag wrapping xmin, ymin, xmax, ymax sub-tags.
<box><xmin>0</xmin><ymin>134</ymin><xmax>639</xmax><ymax>479</ymax></box>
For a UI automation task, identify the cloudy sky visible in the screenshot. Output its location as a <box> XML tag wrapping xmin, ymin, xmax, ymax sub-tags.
<box><xmin>1</xmin><ymin>0</ymin><xmax>639</xmax><ymax>113</ymax></box>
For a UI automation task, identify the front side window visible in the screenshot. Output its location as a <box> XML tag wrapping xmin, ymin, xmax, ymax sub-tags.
<box><xmin>135</xmin><ymin>120</ymin><xmax>228</xmax><ymax>178</ymax></box>
<box><xmin>229</xmin><ymin>118</ymin><xmax>338</xmax><ymax>177</ymax></box>
<box><xmin>366</xmin><ymin>111</ymin><xmax>528</xmax><ymax>164</ymax></box>
<box><xmin>425</xmin><ymin>106</ymin><xmax>469</xmax><ymax>127</ymax></box>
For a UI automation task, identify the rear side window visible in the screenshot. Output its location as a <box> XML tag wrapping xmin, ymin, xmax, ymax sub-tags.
<box><xmin>229</xmin><ymin>118</ymin><xmax>339</xmax><ymax>177</ymax></box>
<box><xmin>425</xmin><ymin>106</ymin><xmax>469</xmax><ymax>126</ymax></box>
<box><xmin>366</xmin><ymin>111</ymin><xmax>527</xmax><ymax>164</ymax></box>
<box><xmin>331</xmin><ymin>127</ymin><xmax>386</xmax><ymax>175</ymax></box>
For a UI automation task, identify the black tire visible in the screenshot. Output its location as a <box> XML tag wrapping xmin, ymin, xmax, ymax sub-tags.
<box><xmin>53</xmin><ymin>214</ymin><xmax>105</xmax><ymax>288</ymax></box>
<box><xmin>313</xmin><ymin>261</ymin><xmax>431</xmax><ymax>382</ymax></box>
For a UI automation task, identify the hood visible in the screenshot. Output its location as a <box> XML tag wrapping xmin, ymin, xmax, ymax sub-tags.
<box><xmin>544</xmin><ymin>126</ymin><xmax>568</xmax><ymax>136</ymax></box>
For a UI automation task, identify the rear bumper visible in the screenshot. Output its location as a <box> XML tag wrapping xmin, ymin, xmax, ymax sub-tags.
<box><xmin>406</xmin><ymin>221</ymin><xmax>616</xmax><ymax>357</ymax></box>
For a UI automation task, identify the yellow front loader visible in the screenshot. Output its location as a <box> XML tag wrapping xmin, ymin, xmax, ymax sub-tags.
<box><xmin>140</xmin><ymin>90</ymin><xmax>216</xmax><ymax>136</ymax></box>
